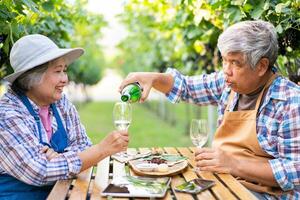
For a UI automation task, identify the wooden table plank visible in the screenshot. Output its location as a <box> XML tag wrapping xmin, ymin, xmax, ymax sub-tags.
<box><xmin>111</xmin><ymin>158</ymin><xmax>129</xmax><ymax>200</ymax></box>
<box><xmin>131</xmin><ymin>148</ymin><xmax>153</xmax><ymax>200</ymax></box>
<box><xmin>132</xmin><ymin>147</ymin><xmax>151</xmax><ymax>177</ymax></box>
<box><xmin>155</xmin><ymin>147</ymin><xmax>192</xmax><ymax>200</ymax></box>
<box><xmin>164</xmin><ymin>147</ymin><xmax>216</xmax><ymax>200</ymax></box>
<box><xmin>90</xmin><ymin>156</ymin><xmax>110</xmax><ymax>200</ymax></box>
<box><xmin>217</xmin><ymin>174</ymin><xmax>258</xmax><ymax>200</ymax></box>
<box><xmin>113</xmin><ymin>159</ymin><xmax>126</xmax><ymax>178</ymax></box>
<box><xmin>138</xmin><ymin>147</ymin><xmax>151</xmax><ymax>154</ymax></box>
<box><xmin>129</xmin><ymin>147</ymin><xmax>173</xmax><ymax>200</ymax></box>
<box><xmin>136</xmin><ymin>148</ymin><xmax>173</xmax><ymax>200</ymax></box>
<box><xmin>48</xmin><ymin>147</ymin><xmax>259</xmax><ymax>200</ymax></box>
<box><xmin>171</xmin><ymin>174</ymin><xmax>194</xmax><ymax>200</ymax></box>
<box><xmin>190</xmin><ymin>147</ymin><xmax>257</xmax><ymax>199</ymax></box>
<box><xmin>177</xmin><ymin>147</ymin><xmax>238</xmax><ymax>200</ymax></box>
<box><xmin>68</xmin><ymin>167</ymin><xmax>93</xmax><ymax>200</ymax></box>
<box><xmin>47</xmin><ymin>179</ymin><xmax>73</xmax><ymax>200</ymax></box>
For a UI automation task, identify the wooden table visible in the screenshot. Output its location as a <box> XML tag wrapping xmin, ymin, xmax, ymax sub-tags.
<box><xmin>47</xmin><ymin>147</ymin><xmax>258</xmax><ymax>200</ymax></box>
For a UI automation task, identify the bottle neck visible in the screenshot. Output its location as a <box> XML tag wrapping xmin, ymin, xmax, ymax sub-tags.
<box><xmin>121</xmin><ymin>92</ymin><xmax>130</xmax><ymax>102</ymax></box>
<box><xmin>120</xmin><ymin>83</ymin><xmax>142</xmax><ymax>103</ymax></box>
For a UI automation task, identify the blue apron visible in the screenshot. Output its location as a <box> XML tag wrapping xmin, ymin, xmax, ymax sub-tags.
<box><xmin>0</xmin><ymin>92</ymin><xmax>68</xmax><ymax>200</ymax></box>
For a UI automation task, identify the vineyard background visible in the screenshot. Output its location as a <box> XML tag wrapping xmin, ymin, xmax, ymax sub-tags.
<box><xmin>0</xmin><ymin>0</ymin><xmax>299</xmax><ymax>146</ymax></box>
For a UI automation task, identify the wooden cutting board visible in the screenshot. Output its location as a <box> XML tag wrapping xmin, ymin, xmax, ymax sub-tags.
<box><xmin>129</xmin><ymin>159</ymin><xmax>188</xmax><ymax>177</ymax></box>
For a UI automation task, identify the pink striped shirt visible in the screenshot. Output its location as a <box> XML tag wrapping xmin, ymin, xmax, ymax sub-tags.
<box><xmin>38</xmin><ymin>106</ymin><xmax>52</xmax><ymax>141</ymax></box>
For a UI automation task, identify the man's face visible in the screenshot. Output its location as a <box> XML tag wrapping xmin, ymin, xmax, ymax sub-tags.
<box><xmin>222</xmin><ymin>52</ymin><xmax>262</xmax><ymax>94</ymax></box>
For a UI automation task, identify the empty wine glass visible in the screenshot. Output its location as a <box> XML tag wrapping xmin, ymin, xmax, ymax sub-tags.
<box><xmin>190</xmin><ymin>119</ymin><xmax>208</xmax><ymax>172</ymax></box>
<box><xmin>190</xmin><ymin>119</ymin><xmax>208</xmax><ymax>148</ymax></box>
<box><xmin>113</xmin><ymin>102</ymin><xmax>132</xmax><ymax>131</ymax></box>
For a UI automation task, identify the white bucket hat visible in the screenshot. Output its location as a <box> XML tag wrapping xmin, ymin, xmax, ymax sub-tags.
<box><xmin>4</xmin><ymin>34</ymin><xmax>84</xmax><ymax>83</ymax></box>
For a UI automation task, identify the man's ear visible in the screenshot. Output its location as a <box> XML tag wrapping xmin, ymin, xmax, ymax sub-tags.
<box><xmin>257</xmin><ymin>58</ymin><xmax>270</xmax><ymax>76</ymax></box>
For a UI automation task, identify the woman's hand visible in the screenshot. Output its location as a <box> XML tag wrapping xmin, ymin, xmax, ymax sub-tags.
<box><xmin>40</xmin><ymin>146</ymin><xmax>60</xmax><ymax>161</ymax></box>
<box><xmin>100</xmin><ymin>130</ymin><xmax>129</xmax><ymax>155</ymax></box>
<box><xmin>195</xmin><ymin>147</ymin><xmax>235</xmax><ymax>174</ymax></box>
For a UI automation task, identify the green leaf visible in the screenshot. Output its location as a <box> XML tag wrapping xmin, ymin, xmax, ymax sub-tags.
<box><xmin>250</xmin><ymin>1</ymin><xmax>265</xmax><ymax>19</ymax></box>
<box><xmin>210</xmin><ymin>0</ymin><xmax>227</xmax><ymax>9</ymax></box>
<box><xmin>42</xmin><ymin>1</ymin><xmax>55</xmax><ymax>12</ymax></box>
<box><xmin>187</xmin><ymin>28</ymin><xmax>201</xmax><ymax>39</ymax></box>
<box><xmin>242</xmin><ymin>3</ymin><xmax>253</xmax><ymax>13</ymax></box>
<box><xmin>208</xmin><ymin>0</ymin><xmax>222</xmax><ymax>5</ymax></box>
<box><xmin>275</xmin><ymin>2</ymin><xmax>291</xmax><ymax>14</ymax></box>
<box><xmin>287</xmin><ymin>46</ymin><xmax>292</xmax><ymax>52</ymax></box>
<box><xmin>3</xmin><ymin>36</ymin><xmax>10</xmax><ymax>54</ymax></box>
<box><xmin>276</xmin><ymin>24</ymin><xmax>283</xmax><ymax>34</ymax></box>
<box><xmin>225</xmin><ymin>6</ymin><xmax>244</xmax><ymax>22</ymax></box>
<box><xmin>45</xmin><ymin>20</ymin><xmax>56</xmax><ymax>30</ymax></box>
<box><xmin>230</xmin><ymin>0</ymin><xmax>245</xmax><ymax>6</ymax></box>
<box><xmin>13</xmin><ymin>1</ymin><xmax>26</xmax><ymax>15</ymax></box>
<box><xmin>263</xmin><ymin>1</ymin><xmax>270</xmax><ymax>10</ymax></box>
<box><xmin>194</xmin><ymin>40</ymin><xmax>205</xmax><ymax>55</ymax></box>
<box><xmin>0</xmin><ymin>4</ymin><xmax>12</xmax><ymax>20</ymax></box>
<box><xmin>21</xmin><ymin>0</ymin><xmax>39</xmax><ymax>13</ymax></box>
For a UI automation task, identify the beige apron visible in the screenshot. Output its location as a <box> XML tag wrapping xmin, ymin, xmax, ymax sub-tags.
<box><xmin>213</xmin><ymin>74</ymin><xmax>285</xmax><ymax>195</ymax></box>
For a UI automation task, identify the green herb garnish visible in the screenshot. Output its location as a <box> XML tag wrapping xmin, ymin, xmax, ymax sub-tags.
<box><xmin>126</xmin><ymin>176</ymin><xmax>169</xmax><ymax>194</ymax></box>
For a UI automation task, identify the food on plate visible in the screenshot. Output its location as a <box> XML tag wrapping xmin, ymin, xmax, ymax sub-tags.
<box><xmin>129</xmin><ymin>153</ymin><xmax>188</xmax><ymax>175</ymax></box>
<box><xmin>157</xmin><ymin>164</ymin><xmax>169</xmax><ymax>172</ymax></box>
<box><xmin>145</xmin><ymin>154</ymin><xmax>186</xmax><ymax>166</ymax></box>
<box><xmin>136</xmin><ymin>163</ymin><xmax>158</xmax><ymax>172</ymax></box>
<box><xmin>135</xmin><ymin>163</ymin><xmax>169</xmax><ymax>172</ymax></box>
<box><xmin>147</xmin><ymin>157</ymin><xmax>167</xmax><ymax>164</ymax></box>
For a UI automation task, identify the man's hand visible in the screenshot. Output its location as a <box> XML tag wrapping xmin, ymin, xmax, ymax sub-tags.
<box><xmin>195</xmin><ymin>147</ymin><xmax>235</xmax><ymax>173</ymax></box>
<box><xmin>40</xmin><ymin>146</ymin><xmax>60</xmax><ymax>161</ymax></box>
<box><xmin>119</xmin><ymin>72</ymin><xmax>174</xmax><ymax>102</ymax></box>
<box><xmin>119</xmin><ymin>72</ymin><xmax>156</xmax><ymax>102</ymax></box>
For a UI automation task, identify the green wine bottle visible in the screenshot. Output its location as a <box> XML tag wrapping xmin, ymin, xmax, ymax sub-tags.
<box><xmin>121</xmin><ymin>82</ymin><xmax>142</xmax><ymax>103</ymax></box>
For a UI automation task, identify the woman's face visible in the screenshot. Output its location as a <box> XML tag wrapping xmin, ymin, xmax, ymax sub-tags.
<box><xmin>28</xmin><ymin>58</ymin><xmax>68</xmax><ymax>106</ymax></box>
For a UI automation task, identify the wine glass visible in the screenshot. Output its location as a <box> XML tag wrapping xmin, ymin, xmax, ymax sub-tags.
<box><xmin>113</xmin><ymin>102</ymin><xmax>132</xmax><ymax>157</ymax></box>
<box><xmin>190</xmin><ymin>119</ymin><xmax>208</xmax><ymax>172</ymax></box>
<box><xmin>190</xmin><ymin>119</ymin><xmax>208</xmax><ymax>148</ymax></box>
<box><xmin>113</xmin><ymin>102</ymin><xmax>132</xmax><ymax>131</ymax></box>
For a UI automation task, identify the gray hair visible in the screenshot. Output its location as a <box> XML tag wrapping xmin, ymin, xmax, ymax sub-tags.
<box><xmin>12</xmin><ymin>62</ymin><xmax>49</xmax><ymax>93</ymax></box>
<box><xmin>217</xmin><ymin>20</ymin><xmax>278</xmax><ymax>69</ymax></box>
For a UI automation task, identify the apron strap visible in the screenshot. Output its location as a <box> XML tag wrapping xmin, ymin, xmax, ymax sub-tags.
<box><xmin>49</xmin><ymin>104</ymin><xmax>68</xmax><ymax>153</ymax></box>
<box><xmin>225</xmin><ymin>90</ymin><xmax>235</xmax><ymax>112</ymax></box>
<box><xmin>14</xmin><ymin>89</ymin><xmax>68</xmax><ymax>153</ymax></box>
<box><xmin>254</xmin><ymin>73</ymin><xmax>277</xmax><ymax>111</ymax></box>
<box><xmin>14</xmin><ymin>90</ymin><xmax>46</xmax><ymax>145</ymax></box>
<box><xmin>225</xmin><ymin>73</ymin><xmax>277</xmax><ymax>112</ymax></box>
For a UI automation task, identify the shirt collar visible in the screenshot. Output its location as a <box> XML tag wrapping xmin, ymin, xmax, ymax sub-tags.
<box><xmin>267</xmin><ymin>75</ymin><xmax>287</xmax><ymax>101</ymax></box>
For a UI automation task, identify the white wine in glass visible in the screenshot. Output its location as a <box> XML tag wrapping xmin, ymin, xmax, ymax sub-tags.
<box><xmin>114</xmin><ymin>120</ymin><xmax>131</xmax><ymax>131</ymax></box>
<box><xmin>190</xmin><ymin>119</ymin><xmax>208</xmax><ymax>148</ymax></box>
<box><xmin>113</xmin><ymin>102</ymin><xmax>132</xmax><ymax>158</ymax></box>
<box><xmin>113</xmin><ymin>102</ymin><xmax>132</xmax><ymax>131</ymax></box>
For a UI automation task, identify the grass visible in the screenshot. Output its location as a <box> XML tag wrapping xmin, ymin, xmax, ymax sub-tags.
<box><xmin>77</xmin><ymin>101</ymin><xmax>193</xmax><ymax>147</ymax></box>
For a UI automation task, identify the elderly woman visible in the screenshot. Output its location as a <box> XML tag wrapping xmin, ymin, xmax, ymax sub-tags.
<box><xmin>119</xmin><ymin>20</ymin><xmax>300</xmax><ymax>199</ymax></box>
<box><xmin>0</xmin><ymin>34</ymin><xmax>129</xmax><ymax>200</ymax></box>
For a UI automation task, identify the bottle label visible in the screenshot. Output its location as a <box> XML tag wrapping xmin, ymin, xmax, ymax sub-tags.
<box><xmin>121</xmin><ymin>83</ymin><xmax>142</xmax><ymax>103</ymax></box>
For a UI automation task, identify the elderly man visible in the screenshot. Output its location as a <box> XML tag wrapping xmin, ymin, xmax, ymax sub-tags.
<box><xmin>119</xmin><ymin>20</ymin><xmax>300</xmax><ymax>199</ymax></box>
